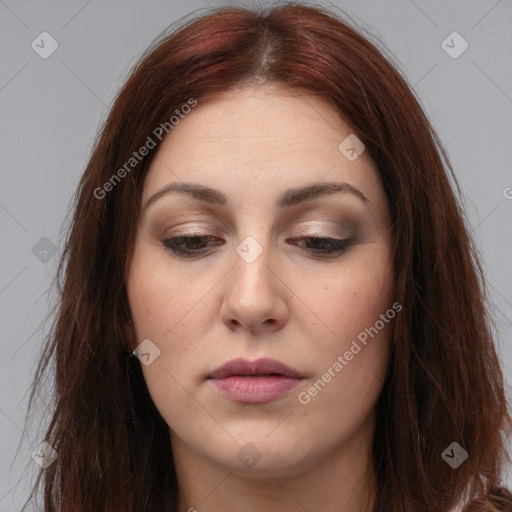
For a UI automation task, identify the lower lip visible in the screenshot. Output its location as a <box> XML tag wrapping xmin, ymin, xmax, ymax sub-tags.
<box><xmin>208</xmin><ymin>375</ymin><xmax>302</xmax><ymax>404</ymax></box>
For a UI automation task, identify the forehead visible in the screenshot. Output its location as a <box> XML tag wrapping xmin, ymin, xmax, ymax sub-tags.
<box><xmin>142</xmin><ymin>85</ymin><xmax>384</xmax><ymax>213</ymax></box>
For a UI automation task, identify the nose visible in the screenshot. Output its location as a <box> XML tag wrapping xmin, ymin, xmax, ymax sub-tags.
<box><xmin>219</xmin><ymin>238</ymin><xmax>289</xmax><ymax>335</ymax></box>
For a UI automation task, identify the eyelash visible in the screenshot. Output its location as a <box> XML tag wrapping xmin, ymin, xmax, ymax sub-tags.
<box><xmin>161</xmin><ymin>234</ymin><xmax>353</xmax><ymax>259</ymax></box>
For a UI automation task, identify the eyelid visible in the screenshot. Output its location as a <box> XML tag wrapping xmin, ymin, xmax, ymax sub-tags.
<box><xmin>165</xmin><ymin>223</ymin><xmax>224</xmax><ymax>237</ymax></box>
<box><xmin>158</xmin><ymin>213</ymin><xmax>355</xmax><ymax>239</ymax></box>
<box><xmin>168</xmin><ymin>226</ymin><xmax>351</xmax><ymax>241</ymax></box>
<box><xmin>293</xmin><ymin>222</ymin><xmax>353</xmax><ymax>238</ymax></box>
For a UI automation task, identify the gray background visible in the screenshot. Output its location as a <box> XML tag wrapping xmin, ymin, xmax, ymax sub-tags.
<box><xmin>1</xmin><ymin>0</ymin><xmax>511</xmax><ymax>509</ymax></box>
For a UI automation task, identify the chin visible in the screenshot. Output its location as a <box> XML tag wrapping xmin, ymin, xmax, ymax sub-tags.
<box><xmin>206</xmin><ymin>427</ymin><xmax>315</xmax><ymax>476</ymax></box>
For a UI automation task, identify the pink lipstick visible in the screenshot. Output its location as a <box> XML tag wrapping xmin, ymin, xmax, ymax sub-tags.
<box><xmin>207</xmin><ymin>357</ymin><xmax>304</xmax><ymax>404</ymax></box>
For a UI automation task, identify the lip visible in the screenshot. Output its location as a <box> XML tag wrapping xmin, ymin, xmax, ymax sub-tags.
<box><xmin>207</xmin><ymin>357</ymin><xmax>304</xmax><ymax>404</ymax></box>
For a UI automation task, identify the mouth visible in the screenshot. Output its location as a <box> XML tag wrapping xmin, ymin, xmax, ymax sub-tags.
<box><xmin>207</xmin><ymin>357</ymin><xmax>304</xmax><ymax>379</ymax></box>
<box><xmin>206</xmin><ymin>357</ymin><xmax>304</xmax><ymax>404</ymax></box>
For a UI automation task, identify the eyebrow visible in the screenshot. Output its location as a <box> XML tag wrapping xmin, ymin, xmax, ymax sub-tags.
<box><xmin>143</xmin><ymin>180</ymin><xmax>370</xmax><ymax>211</ymax></box>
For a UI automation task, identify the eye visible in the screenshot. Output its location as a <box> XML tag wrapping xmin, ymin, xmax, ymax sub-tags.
<box><xmin>161</xmin><ymin>234</ymin><xmax>223</xmax><ymax>257</ymax></box>
<box><xmin>288</xmin><ymin>236</ymin><xmax>353</xmax><ymax>257</ymax></box>
<box><xmin>161</xmin><ymin>233</ymin><xmax>353</xmax><ymax>259</ymax></box>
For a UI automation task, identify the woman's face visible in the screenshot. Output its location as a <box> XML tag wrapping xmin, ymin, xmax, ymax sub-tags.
<box><xmin>126</xmin><ymin>85</ymin><xmax>395</xmax><ymax>477</ymax></box>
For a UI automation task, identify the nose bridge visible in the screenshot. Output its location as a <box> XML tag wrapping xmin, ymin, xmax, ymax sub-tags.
<box><xmin>220</xmin><ymin>232</ymin><xmax>288</xmax><ymax>333</ymax></box>
<box><xmin>231</xmin><ymin>234</ymin><xmax>274</xmax><ymax>295</ymax></box>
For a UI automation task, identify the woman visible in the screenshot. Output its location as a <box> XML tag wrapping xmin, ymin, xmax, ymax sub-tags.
<box><xmin>24</xmin><ymin>3</ymin><xmax>511</xmax><ymax>511</ymax></box>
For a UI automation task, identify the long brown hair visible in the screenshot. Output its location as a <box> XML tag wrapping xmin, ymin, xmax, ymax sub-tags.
<box><xmin>22</xmin><ymin>3</ymin><xmax>511</xmax><ymax>511</ymax></box>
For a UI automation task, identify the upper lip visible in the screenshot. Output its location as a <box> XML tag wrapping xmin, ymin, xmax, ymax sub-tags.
<box><xmin>207</xmin><ymin>357</ymin><xmax>304</xmax><ymax>379</ymax></box>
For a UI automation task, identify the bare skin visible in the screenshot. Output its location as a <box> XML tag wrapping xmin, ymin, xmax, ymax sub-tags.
<box><xmin>126</xmin><ymin>85</ymin><xmax>395</xmax><ymax>512</ymax></box>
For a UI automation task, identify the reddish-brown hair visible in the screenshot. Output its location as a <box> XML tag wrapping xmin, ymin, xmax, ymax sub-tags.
<box><xmin>23</xmin><ymin>3</ymin><xmax>511</xmax><ymax>511</ymax></box>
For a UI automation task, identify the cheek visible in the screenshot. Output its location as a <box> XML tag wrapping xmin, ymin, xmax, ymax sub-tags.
<box><xmin>301</xmin><ymin>241</ymin><xmax>394</xmax><ymax>347</ymax></box>
<box><xmin>126</xmin><ymin>247</ymin><xmax>220</xmax><ymax>399</ymax></box>
<box><xmin>294</xmin><ymin>240</ymin><xmax>394</xmax><ymax>406</ymax></box>
<box><xmin>127</xmin><ymin>245</ymin><xmax>214</xmax><ymax>341</ymax></box>
<box><xmin>126</xmin><ymin>260</ymin><xmax>204</xmax><ymax>426</ymax></box>
<box><xmin>293</xmin><ymin>269</ymin><xmax>394</xmax><ymax>450</ymax></box>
